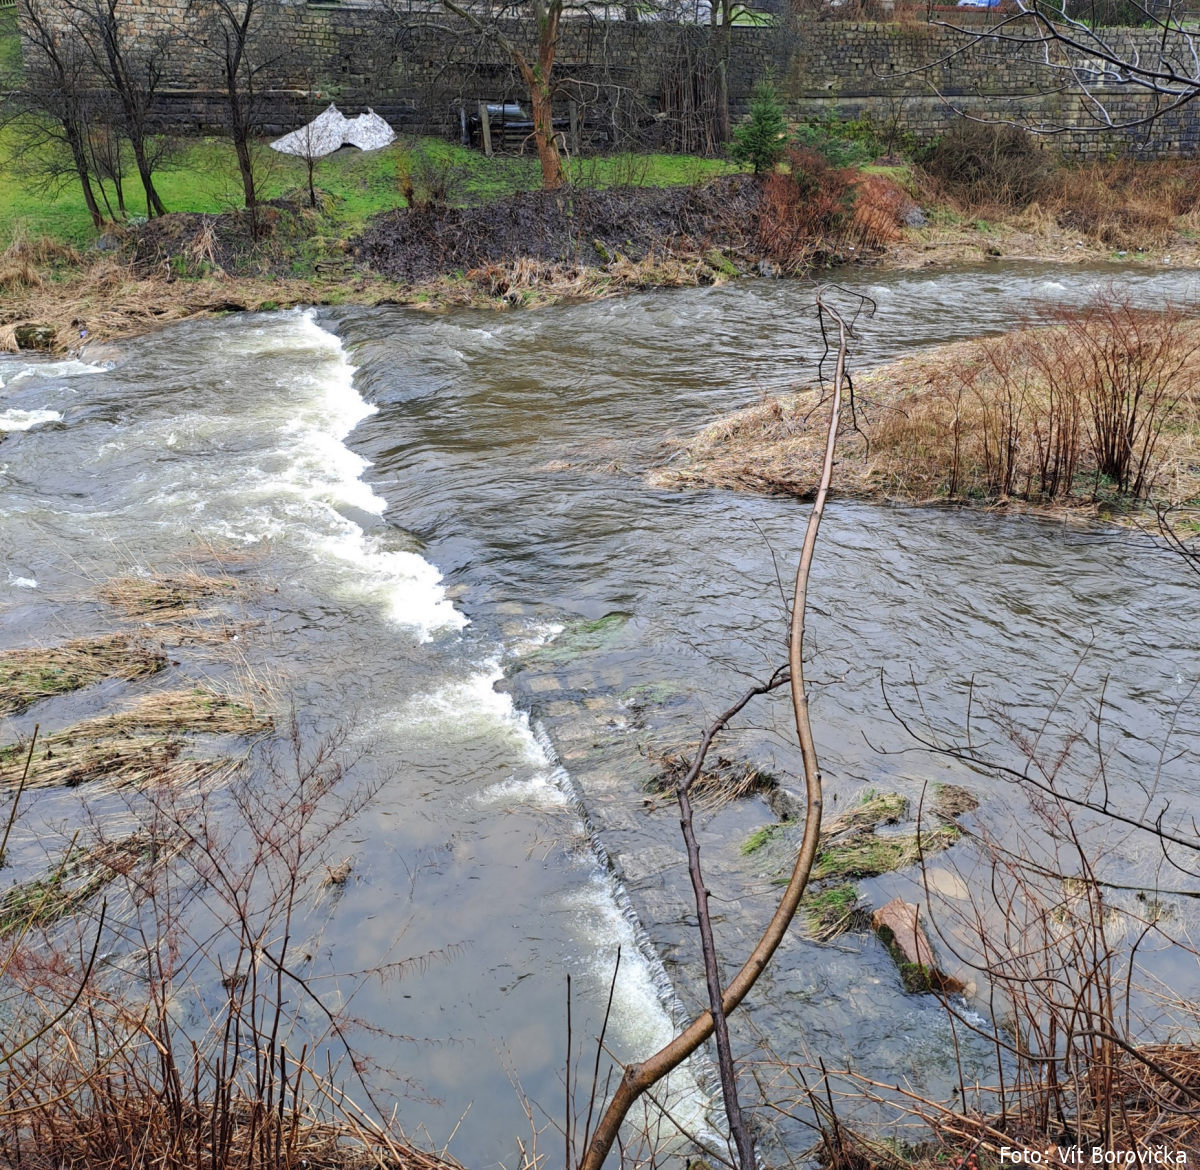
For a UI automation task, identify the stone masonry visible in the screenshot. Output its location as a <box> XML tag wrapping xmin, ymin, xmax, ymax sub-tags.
<box><xmin>18</xmin><ymin>1</ymin><xmax>1200</xmax><ymax>156</ymax></box>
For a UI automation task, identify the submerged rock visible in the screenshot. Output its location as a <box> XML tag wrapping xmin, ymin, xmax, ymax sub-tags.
<box><xmin>872</xmin><ymin>896</ymin><xmax>964</xmax><ymax>995</ymax></box>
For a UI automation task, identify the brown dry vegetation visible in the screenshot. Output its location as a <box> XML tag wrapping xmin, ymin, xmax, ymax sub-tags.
<box><xmin>0</xmin><ymin>172</ymin><xmax>916</xmax><ymax>353</ymax></box>
<box><xmin>896</xmin><ymin>146</ymin><xmax>1200</xmax><ymax>267</ymax></box>
<box><xmin>0</xmin><ymin>687</ymin><xmax>272</xmax><ymax>792</ymax></box>
<box><xmin>0</xmin><ymin>634</ymin><xmax>167</xmax><ymax>716</ymax></box>
<box><xmin>653</xmin><ymin>297</ymin><xmax>1200</xmax><ymax>521</ymax></box>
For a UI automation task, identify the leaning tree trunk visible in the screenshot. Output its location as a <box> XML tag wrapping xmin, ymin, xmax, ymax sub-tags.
<box><xmin>519</xmin><ymin>5</ymin><xmax>564</xmax><ymax>191</ymax></box>
<box><xmin>68</xmin><ymin>136</ymin><xmax>105</xmax><ymax>229</ymax></box>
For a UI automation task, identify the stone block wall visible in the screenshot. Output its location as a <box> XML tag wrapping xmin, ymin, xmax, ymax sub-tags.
<box><xmin>18</xmin><ymin>0</ymin><xmax>1200</xmax><ymax>157</ymax></box>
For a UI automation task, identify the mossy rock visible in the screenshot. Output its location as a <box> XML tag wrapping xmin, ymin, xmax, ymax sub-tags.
<box><xmin>704</xmin><ymin>248</ymin><xmax>739</xmax><ymax>277</ymax></box>
<box><xmin>525</xmin><ymin>612</ymin><xmax>631</xmax><ymax>665</ymax></box>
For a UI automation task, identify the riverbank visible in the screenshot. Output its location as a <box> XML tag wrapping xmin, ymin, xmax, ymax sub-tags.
<box><xmin>650</xmin><ymin>311</ymin><xmax>1200</xmax><ymax>525</ymax></box>
<box><xmin>5</xmin><ymin>179</ymin><xmax>1197</xmax><ymax>361</ymax></box>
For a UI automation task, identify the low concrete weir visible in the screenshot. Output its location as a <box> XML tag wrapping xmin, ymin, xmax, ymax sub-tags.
<box><xmin>2</xmin><ymin>264</ymin><xmax>1198</xmax><ymax>1163</ymax></box>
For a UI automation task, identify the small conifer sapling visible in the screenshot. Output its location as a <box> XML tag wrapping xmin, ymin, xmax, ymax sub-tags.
<box><xmin>731</xmin><ymin>81</ymin><xmax>788</xmax><ymax>175</ymax></box>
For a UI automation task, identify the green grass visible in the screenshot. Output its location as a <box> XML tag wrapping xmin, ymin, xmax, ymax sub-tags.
<box><xmin>0</xmin><ymin>123</ymin><xmax>742</xmax><ymax>248</ymax></box>
<box><xmin>741</xmin><ymin>823</ymin><xmax>783</xmax><ymax>856</ymax></box>
<box><xmin>802</xmin><ymin>882</ymin><xmax>860</xmax><ymax>935</ymax></box>
<box><xmin>812</xmin><ymin>824</ymin><xmax>959</xmax><ymax>882</ymax></box>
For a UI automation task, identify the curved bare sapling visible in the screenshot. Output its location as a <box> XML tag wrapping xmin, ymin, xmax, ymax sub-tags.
<box><xmin>578</xmin><ymin>292</ymin><xmax>864</xmax><ymax>1170</ymax></box>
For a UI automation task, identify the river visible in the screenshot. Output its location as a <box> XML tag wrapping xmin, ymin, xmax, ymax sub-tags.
<box><xmin>2</xmin><ymin>263</ymin><xmax>1198</xmax><ymax>1166</ymax></box>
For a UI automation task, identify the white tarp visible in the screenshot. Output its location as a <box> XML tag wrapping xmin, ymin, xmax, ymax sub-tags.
<box><xmin>270</xmin><ymin>103</ymin><xmax>395</xmax><ymax>158</ymax></box>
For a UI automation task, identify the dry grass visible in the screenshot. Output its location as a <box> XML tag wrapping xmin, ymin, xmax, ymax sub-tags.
<box><xmin>879</xmin><ymin>1042</ymin><xmax>1200</xmax><ymax>1161</ymax></box>
<box><xmin>450</xmin><ymin>251</ymin><xmax>717</xmax><ymax>310</ymax></box>
<box><xmin>0</xmin><ymin>241</ymin><xmax>717</xmax><ymax>356</ymax></box>
<box><xmin>0</xmin><ymin>687</ymin><xmax>271</xmax><ymax>793</ymax></box>
<box><xmin>646</xmin><ymin>746</ymin><xmax>778</xmax><ymax>809</ymax></box>
<box><xmin>100</xmin><ymin>571</ymin><xmax>238</xmax><ymax>621</ymax></box>
<box><xmin>653</xmin><ymin>302</ymin><xmax>1200</xmax><ymax>520</ymax></box>
<box><xmin>0</xmin><ymin>252</ymin><xmax>388</xmax><ymax>355</ymax></box>
<box><xmin>99</xmin><ymin>570</ymin><xmax>255</xmax><ymax>648</ymax></box>
<box><xmin>0</xmin><ymin>233</ymin><xmax>81</xmax><ymax>295</ymax></box>
<box><xmin>3</xmin><ymin>1089</ymin><xmax>464</xmax><ymax>1170</ymax></box>
<box><xmin>1047</xmin><ymin>160</ymin><xmax>1200</xmax><ymax>252</ymax></box>
<box><xmin>0</xmin><ymin>635</ymin><xmax>167</xmax><ymax>716</ymax></box>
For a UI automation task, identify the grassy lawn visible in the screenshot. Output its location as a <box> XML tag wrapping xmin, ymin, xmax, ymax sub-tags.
<box><xmin>0</xmin><ymin>118</ymin><xmax>740</xmax><ymax>248</ymax></box>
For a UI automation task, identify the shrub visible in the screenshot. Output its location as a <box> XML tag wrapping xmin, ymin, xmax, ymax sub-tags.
<box><xmin>918</xmin><ymin>121</ymin><xmax>1054</xmax><ymax>209</ymax></box>
<box><xmin>871</xmin><ymin>294</ymin><xmax>1200</xmax><ymax>503</ymax></box>
<box><xmin>758</xmin><ymin>147</ymin><xmax>858</xmax><ymax>269</ymax></box>
<box><xmin>792</xmin><ymin>114</ymin><xmax>881</xmax><ymax>168</ymax></box>
<box><xmin>731</xmin><ymin>81</ymin><xmax>788</xmax><ymax>176</ymax></box>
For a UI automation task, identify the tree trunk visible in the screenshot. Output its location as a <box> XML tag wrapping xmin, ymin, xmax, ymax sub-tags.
<box><xmin>714</xmin><ymin>16</ymin><xmax>731</xmax><ymax>145</ymax></box>
<box><xmin>519</xmin><ymin>8</ymin><xmax>564</xmax><ymax>191</ymax></box>
<box><xmin>528</xmin><ymin>76</ymin><xmax>564</xmax><ymax>189</ymax></box>
<box><xmin>132</xmin><ymin>142</ymin><xmax>167</xmax><ymax>218</ymax></box>
<box><xmin>69</xmin><ymin>138</ymin><xmax>105</xmax><ymax>228</ymax></box>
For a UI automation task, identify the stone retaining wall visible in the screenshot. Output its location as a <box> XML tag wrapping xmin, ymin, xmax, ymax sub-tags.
<box><xmin>19</xmin><ymin>1</ymin><xmax>1200</xmax><ymax>156</ymax></box>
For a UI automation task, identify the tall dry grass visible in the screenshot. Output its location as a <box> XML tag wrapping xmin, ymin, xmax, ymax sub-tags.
<box><xmin>654</xmin><ymin>293</ymin><xmax>1200</xmax><ymax>515</ymax></box>
<box><xmin>871</xmin><ymin>295</ymin><xmax>1200</xmax><ymax>504</ymax></box>
<box><xmin>1046</xmin><ymin>160</ymin><xmax>1200</xmax><ymax>251</ymax></box>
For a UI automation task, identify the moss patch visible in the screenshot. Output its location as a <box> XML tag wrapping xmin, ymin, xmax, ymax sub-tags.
<box><xmin>802</xmin><ymin>882</ymin><xmax>863</xmax><ymax>939</ymax></box>
<box><xmin>812</xmin><ymin>824</ymin><xmax>960</xmax><ymax>882</ymax></box>
<box><xmin>741</xmin><ymin>823</ymin><xmax>784</xmax><ymax>856</ymax></box>
<box><xmin>0</xmin><ymin>830</ymin><xmax>183</xmax><ymax>936</ymax></box>
<box><xmin>933</xmin><ymin>783</ymin><xmax>979</xmax><ymax>820</ymax></box>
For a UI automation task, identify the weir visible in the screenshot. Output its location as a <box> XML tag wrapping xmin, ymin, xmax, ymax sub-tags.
<box><xmin>2</xmin><ymin>268</ymin><xmax>1198</xmax><ymax>1163</ymax></box>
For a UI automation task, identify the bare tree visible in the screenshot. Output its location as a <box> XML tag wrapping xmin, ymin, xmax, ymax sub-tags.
<box><xmin>60</xmin><ymin>0</ymin><xmax>172</xmax><ymax>217</ymax></box>
<box><xmin>186</xmin><ymin>0</ymin><xmax>289</xmax><ymax>231</ymax></box>
<box><xmin>8</xmin><ymin>0</ymin><xmax>106</xmax><ymax>229</ymax></box>
<box><xmin>933</xmin><ymin>0</ymin><xmax>1200</xmax><ymax>135</ymax></box>
<box><xmin>435</xmin><ymin>0</ymin><xmax>568</xmax><ymax>188</ymax></box>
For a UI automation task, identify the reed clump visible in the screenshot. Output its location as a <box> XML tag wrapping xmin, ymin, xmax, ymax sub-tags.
<box><xmin>647</xmin><ymin>746</ymin><xmax>778</xmax><ymax>809</ymax></box>
<box><xmin>0</xmin><ymin>634</ymin><xmax>167</xmax><ymax>716</ymax></box>
<box><xmin>655</xmin><ymin>293</ymin><xmax>1200</xmax><ymax>518</ymax></box>
<box><xmin>100</xmin><ymin>571</ymin><xmax>239</xmax><ymax>619</ymax></box>
<box><xmin>0</xmin><ymin>830</ymin><xmax>185</xmax><ymax>936</ymax></box>
<box><xmin>0</xmin><ymin>687</ymin><xmax>271</xmax><ymax>792</ymax></box>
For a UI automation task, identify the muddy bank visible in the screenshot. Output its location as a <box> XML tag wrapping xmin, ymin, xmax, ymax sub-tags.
<box><xmin>353</xmin><ymin>177</ymin><xmax>765</xmax><ymax>283</ymax></box>
<box><xmin>3</xmin><ymin>173</ymin><xmax>1195</xmax><ymax>356</ymax></box>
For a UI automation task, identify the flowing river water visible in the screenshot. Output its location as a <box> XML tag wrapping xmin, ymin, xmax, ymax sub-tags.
<box><xmin>2</xmin><ymin>264</ymin><xmax>1199</xmax><ymax>1165</ymax></box>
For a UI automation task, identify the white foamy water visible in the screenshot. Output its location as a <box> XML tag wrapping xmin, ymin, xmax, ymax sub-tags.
<box><xmin>0</xmin><ymin>408</ymin><xmax>63</xmax><ymax>431</ymax></box>
<box><xmin>1</xmin><ymin>358</ymin><xmax>108</xmax><ymax>388</ymax></box>
<box><xmin>408</xmin><ymin>655</ymin><xmax>716</xmax><ymax>1143</ymax></box>
<box><xmin>278</xmin><ymin>313</ymin><xmax>466</xmax><ymax>640</ymax></box>
<box><xmin>135</xmin><ymin>311</ymin><xmax>464</xmax><ymax>640</ymax></box>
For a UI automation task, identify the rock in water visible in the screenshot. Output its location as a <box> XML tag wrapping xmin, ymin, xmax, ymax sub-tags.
<box><xmin>871</xmin><ymin>896</ymin><xmax>964</xmax><ymax>994</ymax></box>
